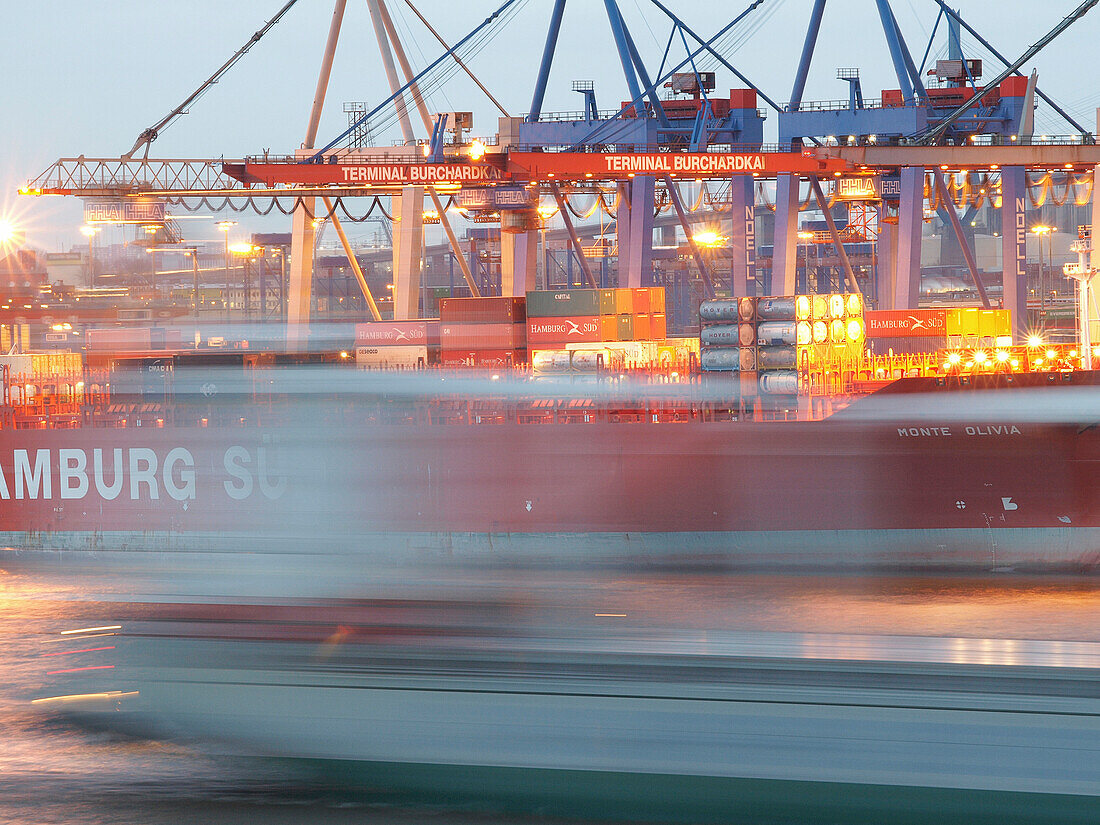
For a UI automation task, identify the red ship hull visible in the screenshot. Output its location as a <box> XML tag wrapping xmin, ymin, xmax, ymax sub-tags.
<box><xmin>3</xmin><ymin>376</ymin><xmax>1098</xmax><ymax>571</ymax></box>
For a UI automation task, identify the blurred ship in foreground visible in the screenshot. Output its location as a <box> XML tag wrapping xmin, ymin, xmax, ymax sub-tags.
<box><xmin>14</xmin><ymin>291</ymin><xmax>1100</xmax><ymax>821</ymax></box>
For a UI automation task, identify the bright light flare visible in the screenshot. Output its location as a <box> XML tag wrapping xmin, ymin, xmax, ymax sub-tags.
<box><xmin>693</xmin><ymin>230</ymin><xmax>724</xmax><ymax>247</ymax></box>
<box><xmin>468</xmin><ymin>139</ymin><xmax>487</xmax><ymax>161</ymax></box>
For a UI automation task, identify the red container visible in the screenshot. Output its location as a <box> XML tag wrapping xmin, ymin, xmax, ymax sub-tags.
<box><xmin>650</xmin><ymin>313</ymin><xmax>667</xmax><ymax>340</ymax></box>
<box><xmin>356</xmin><ymin>320</ymin><xmax>439</xmax><ymax>347</ymax></box>
<box><xmin>648</xmin><ymin>287</ymin><xmax>667</xmax><ymax>314</ymax></box>
<box><xmin>440</xmin><ymin>349</ymin><xmax>524</xmax><ymax>368</ymax></box>
<box><xmin>866</xmin><ymin>309</ymin><xmax>948</xmax><ymax>338</ymax></box>
<box><xmin>439</xmin><ymin>296</ymin><xmax>526</xmax><ymax>323</ymax></box>
<box><xmin>729</xmin><ymin>88</ymin><xmax>757</xmax><ymax>110</ymax></box>
<box><xmin>1000</xmin><ymin>75</ymin><xmax>1029</xmax><ymax>97</ymax></box>
<box><xmin>440</xmin><ymin>322</ymin><xmax>525</xmax><ymax>350</ymax></box>
<box><xmin>881</xmin><ymin>89</ymin><xmax>902</xmax><ymax>107</ymax></box>
<box><xmin>527</xmin><ymin>316</ymin><xmax>602</xmax><ymax>345</ymax></box>
<box><xmin>634</xmin><ymin>314</ymin><xmax>652</xmax><ymax>340</ymax></box>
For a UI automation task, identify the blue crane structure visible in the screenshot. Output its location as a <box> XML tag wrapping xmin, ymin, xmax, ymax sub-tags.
<box><xmin>772</xmin><ymin>0</ymin><xmax>1095</xmax><ymax>334</ymax></box>
<box><xmin>21</xmin><ymin>0</ymin><xmax>1100</xmax><ymax>342</ymax></box>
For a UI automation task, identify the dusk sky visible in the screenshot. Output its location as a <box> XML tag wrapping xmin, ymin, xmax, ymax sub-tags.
<box><xmin>3</xmin><ymin>0</ymin><xmax>1097</xmax><ymax>252</ymax></box>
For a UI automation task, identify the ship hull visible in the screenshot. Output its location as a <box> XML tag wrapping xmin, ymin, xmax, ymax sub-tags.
<box><xmin>51</xmin><ymin>630</ymin><xmax>1100</xmax><ymax>823</ymax></box>
<box><xmin>5</xmin><ymin>526</ymin><xmax>1100</xmax><ymax>572</ymax></box>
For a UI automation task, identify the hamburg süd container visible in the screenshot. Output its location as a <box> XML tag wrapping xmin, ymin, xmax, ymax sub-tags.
<box><xmin>356</xmin><ymin>320</ymin><xmax>440</xmax><ymax>347</ymax></box>
<box><xmin>527</xmin><ymin>316</ymin><xmax>602</xmax><ymax>345</ymax></box>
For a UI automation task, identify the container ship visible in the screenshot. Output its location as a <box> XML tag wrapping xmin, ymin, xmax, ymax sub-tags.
<box><xmin>21</xmin><ymin>289</ymin><xmax>1100</xmax><ymax>824</ymax></box>
<box><xmin>2</xmin><ymin>287</ymin><xmax>1098</xmax><ymax>573</ymax></box>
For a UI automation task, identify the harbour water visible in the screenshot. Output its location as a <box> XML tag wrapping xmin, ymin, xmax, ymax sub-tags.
<box><xmin>3</xmin><ymin>562</ymin><xmax>1100</xmax><ymax>824</ymax></box>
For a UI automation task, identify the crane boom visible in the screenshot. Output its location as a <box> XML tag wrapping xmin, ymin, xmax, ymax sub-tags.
<box><xmin>124</xmin><ymin>0</ymin><xmax>302</xmax><ymax>159</ymax></box>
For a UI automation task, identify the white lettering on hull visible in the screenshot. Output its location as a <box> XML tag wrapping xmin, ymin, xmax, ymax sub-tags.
<box><xmin>0</xmin><ymin>447</ymin><xmax>284</xmax><ymax>503</ymax></box>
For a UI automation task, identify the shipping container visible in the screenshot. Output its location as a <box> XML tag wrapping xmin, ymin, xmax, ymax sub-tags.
<box><xmin>869</xmin><ymin>336</ymin><xmax>948</xmax><ymax>355</ymax></box>
<box><xmin>355</xmin><ymin>345</ymin><xmax>429</xmax><ymax>369</ymax></box>
<box><xmin>756</xmin><ymin>321</ymin><xmax>798</xmax><ymax>346</ymax></box>
<box><xmin>569</xmin><ymin>350</ymin><xmax>604</xmax><ymax>373</ymax></box>
<box><xmin>701</xmin><ymin>347</ymin><xmax>741</xmax><ymax>371</ymax></box>
<box><xmin>356</xmin><ymin>320</ymin><xmax>440</xmax><ymax>347</ymax></box>
<box><xmin>614</xmin><ymin>288</ymin><xmax>634</xmax><ymax>315</ymax></box>
<box><xmin>525</xmin><ymin>290</ymin><xmax>600</xmax><ymax>318</ymax></box>
<box><xmin>700</xmin><ymin>324</ymin><xmax>740</xmax><ymax>346</ymax></box>
<box><xmin>599</xmin><ymin>315</ymin><xmax>618</xmax><ymax>342</ymax></box>
<box><xmin>739</xmin><ymin>347</ymin><xmax>757</xmax><ymax>371</ymax></box>
<box><xmin>440</xmin><ymin>348</ymin><xmax>524</xmax><ymax>367</ymax></box>
<box><xmin>527</xmin><ymin>316</ymin><xmax>602</xmax><ymax>345</ymax></box>
<box><xmin>699</xmin><ymin>299</ymin><xmax>740</xmax><ymax>323</ymax></box>
<box><xmin>757</xmin><ymin>297</ymin><xmax>799</xmax><ymax>320</ymax></box>
<box><xmin>795</xmin><ymin>321</ymin><xmax>813</xmax><ymax>346</ymax></box>
<box><xmin>650</xmin><ymin>313</ymin><xmax>667</xmax><ymax>340</ymax></box>
<box><xmin>599</xmin><ymin>289</ymin><xmax>618</xmax><ymax>315</ymax></box>
<box><xmin>866</xmin><ymin>309</ymin><xmax>948</xmax><ymax>338</ymax></box>
<box><xmin>759</xmin><ymin>370</ymin><xmax>799</xmax><ymax>395</ymax></box>
<box><xmin>647</xmin><ymin>287</ymin><xmax>666</xmax><ymax>313</ymax></box>
<box><xmin>439</xmin><ymin>296</ymin><xmax>526</xmax><ymax>323</ymax></box>
<box><xmin>530</xmin><ymin>349</ymin><xmax>573</xmax><ymax>373</ymax></box>
<box><xmin>738</xmin><ymin>297</ymin><xmax>757</xmax><ymax>321</ymax></box>
<box><xmin>634</xmin><ymin>313</ymin><xmax>652</xmax><ymax>340</ymax></box>
<box><xmin>758</xmin><ymin>346</ymin><xmax>797</xmax><ymax>370</ymax></box>
<box><xmin>616</xmin><ymin>314</ymin><xmax>635</xmax><ymax>341</ymax></box>
<box><xmin>440</xmin><ymin>322</ymin><xmax>526</xmax><ymax>350</ymax></box>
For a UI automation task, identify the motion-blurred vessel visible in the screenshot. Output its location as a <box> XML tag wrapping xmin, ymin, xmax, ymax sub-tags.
<box><xmin>2</xmin><ymin>364</ymin><xmax>1099</xmax><ymax>572</ymax></box>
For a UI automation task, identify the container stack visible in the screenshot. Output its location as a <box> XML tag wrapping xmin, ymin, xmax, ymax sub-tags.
<box><xmin>439</xmin><ymin>297</ymin><xmax>527</xmax><ymax>367</ymax></box>
<box><xmin>865</xmin><ymin>307</ymin><xmax>1011</xmax><ymax>355</ymax></box>
<box><xmin>0</xmin><ymin>352</ymin><xmax>85</xmax><ymax>407</ymax></box>
<box><xmin>700</xmin><ymin>293</ymin><xmax>867</xmax><ymax>397</ymax></box>
<box><xmin>525</xmin><ymin>287</ymin><xmax>666</xmax><ymax>346</ymax></box>
<box><xmin>354</xmin><ymin>320</ymin><xmax>440</xmax><ymax>369</ymax></box>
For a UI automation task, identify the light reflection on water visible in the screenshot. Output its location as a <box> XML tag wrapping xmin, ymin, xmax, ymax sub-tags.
<box><xmin>3</xmin><ymin>566</ymin><xmax>1100</xmax><ymax>824</ymax></box>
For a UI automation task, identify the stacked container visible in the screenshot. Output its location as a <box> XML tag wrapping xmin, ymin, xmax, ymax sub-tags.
<box><xmin>865</xmin><ymin>307</ymin><xmax>1011</xmax><ymax>355</ymax></box>
<box><xmin>700</xmin><ymin>293</ymin><xmax>867</xmax><ymax>397</ymax></box>
<box><xmin>439</xmin><ymin>297</ymin><xmax>526</xmax><ymax>367</ymax></box>
<box><xmin>354</xmin><ymin>320</ymin><xmax>440</xmax><ymax>369</ymax></box>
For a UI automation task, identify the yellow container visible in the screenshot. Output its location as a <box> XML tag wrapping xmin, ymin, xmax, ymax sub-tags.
<box><xmin>614</xmin><ymin>288</ymin><xmax>634</xmax><ymax>314</ymax></box>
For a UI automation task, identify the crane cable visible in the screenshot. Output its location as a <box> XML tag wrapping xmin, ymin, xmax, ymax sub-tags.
<box><xmin>124</xmin><ymin>0</ymin><xmax>303</xmax><ymax>159</ymax></box>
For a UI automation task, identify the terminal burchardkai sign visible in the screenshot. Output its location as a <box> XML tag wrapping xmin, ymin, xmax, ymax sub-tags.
<box><xmin>229</xmin><ymin>150</ymin><xmax>851</xmax><ymax>188</ymax></box>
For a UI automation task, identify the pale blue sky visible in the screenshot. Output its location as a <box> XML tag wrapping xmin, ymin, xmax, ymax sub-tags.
<box><xmin>3</xmin><ymin>0</ymin><xmax>1097</xmax><ymax>251</ymax></box>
